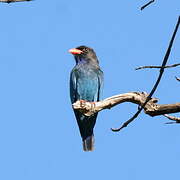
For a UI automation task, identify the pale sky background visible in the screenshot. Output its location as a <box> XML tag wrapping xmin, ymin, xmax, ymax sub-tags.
<box><xmin>0</xmin><ymin>0</ymin><xmax>179</xmax><ymax>180</ymax></box>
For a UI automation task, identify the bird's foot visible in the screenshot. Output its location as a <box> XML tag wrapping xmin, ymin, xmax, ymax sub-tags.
<box><xmin>89</xmin><ymin>102</ymin><xmax>96</xmax><ymax>113</ymax></box>
<box><xmin>79</xmin><ymin>100</ymin><xmax>96</xmax><ymax>113</ymax></box>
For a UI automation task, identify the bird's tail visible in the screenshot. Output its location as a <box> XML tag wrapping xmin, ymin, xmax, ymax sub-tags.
<box><xmin>83</xmin><ymin>135</ymin><xmax>94</xmax><ymax>151</ymax></box>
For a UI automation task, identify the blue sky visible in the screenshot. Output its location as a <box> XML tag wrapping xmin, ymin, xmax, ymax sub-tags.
<box><xmin>0</xmin><ymin>0</ymin><xmax>179</xmax><ymax>180</ymax></box>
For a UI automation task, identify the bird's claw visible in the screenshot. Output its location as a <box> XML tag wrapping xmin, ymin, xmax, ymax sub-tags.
<box><xmin>79</xmin><ymin>100</ymin><xmax>96</xmax><ymax>114</ymax></box>
<box><xmin>89</xmin><ymin>102</ymin><xmax>96</xmax><ymax>113</ymax></box>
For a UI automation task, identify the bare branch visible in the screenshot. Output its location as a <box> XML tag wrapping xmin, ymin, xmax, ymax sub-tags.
<box><xmin>141</xmin><ymin>0</ymin><xmax>155</xmax><ymax>10</ymax></box>
<box><xmin>175</xmin><ymin>76</ymin><xmax>180</xmax><ymax>81</ymax></box>
<box><xmin>73</xmin><ymin>92</ymin><xmax>180</xmax><ymax>117</ymax></box>
<box><xmin>164</xmin><ymin>114</ymin><xmax>180</xmax><ymax>124</ymax></box>
<box><xmin>110</xmin><ymin>16</ymin><xmax>180</xmax><ymax>132</ymax></box>
<box><xmin>73</xmin><ymin>92</ymin><xmax>156</xmax><ymax>116</ymax></box>
<box><xmin>135</xmin><ymin>63</ymin><xmax>180</xmax><ymax>70</ymax></box>
<box><xmin>0</xmin><ymin>0</ymin><xmax>31</xmax><ymax>3</ymax></box>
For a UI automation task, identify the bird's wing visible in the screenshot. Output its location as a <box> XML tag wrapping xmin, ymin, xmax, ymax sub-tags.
<box><xmin>70</xmin><ymin>69</ymin><xmax>77</xmax><ymax>103</ymax></box>
<box><xmin>97</xmin><ymin>69</ymin><xmax>104</xmax><ymax>101</ymax></box>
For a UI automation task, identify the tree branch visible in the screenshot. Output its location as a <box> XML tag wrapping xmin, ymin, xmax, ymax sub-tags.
<box><xmin>164</xmin><ymin>114</ymin><xmax>180</xmax><ymax>124</ymax></box>
<box><xmin>175</xmin><ymin>76</ymin><xmax>180</xmax><ymax>81</ymax></box>
<box><xmin>110</xmin><ymin>16</ymin><xmax>180</xmax><ymax>132</ymax></box>
<box><xmin>0</xmin><ymin>0</ymin><xmax>31</xmax><ymax>3</ymax></box>
<box><xmin>73</xmin><ymin>92</ymin><xmax>180</xmax><ymax>117</ymax></box>
<box><xmin>135</xmin><ymin>63</ymin><xmax>180</xmax><ymax>70</ymax></box>
<box><xmin>140</xmin><ymin>0</ymin><xmax>155</xmax><ymax>10</ymax></box>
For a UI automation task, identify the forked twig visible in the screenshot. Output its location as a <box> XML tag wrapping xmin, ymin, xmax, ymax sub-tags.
<box><xmin>111</xmin><ymin>16</ymin><xmax>180</xmax><ymax>132</ymax></box>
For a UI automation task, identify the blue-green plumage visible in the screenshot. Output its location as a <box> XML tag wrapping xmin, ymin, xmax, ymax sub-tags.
<box><xmin>69</xmin><ymin>46</ymin><xmax>103</xmax><ymax>151</ymax></box>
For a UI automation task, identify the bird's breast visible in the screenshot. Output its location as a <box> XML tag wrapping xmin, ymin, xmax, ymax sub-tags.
<box><xmin>76</xmin><ymin>66</ymin><xmax>99</xmax><ymax>102</ymax></box>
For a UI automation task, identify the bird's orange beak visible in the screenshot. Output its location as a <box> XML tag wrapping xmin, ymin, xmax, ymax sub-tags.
<box><xmin>69</xmin><ymin>48</ymin><xmax>83</xmax><ymax>55</ymax></box>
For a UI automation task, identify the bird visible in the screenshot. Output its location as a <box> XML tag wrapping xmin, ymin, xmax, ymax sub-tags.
<box><xmin>69</xmin><ymin>45</ymin><xmax>103</xmax><ymax>151</ymax></box>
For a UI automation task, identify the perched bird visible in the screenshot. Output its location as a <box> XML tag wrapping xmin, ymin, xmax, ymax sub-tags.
<box><xmin>69</xmin><ymin>46</ymin><xmax>103</xmax><ymax>151</ymax></box>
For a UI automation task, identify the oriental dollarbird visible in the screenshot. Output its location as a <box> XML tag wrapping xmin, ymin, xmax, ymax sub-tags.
<box><xmin>69</xmin><ymin>46</ymin><xmax>103</xmax><ymax>151</ymax></box>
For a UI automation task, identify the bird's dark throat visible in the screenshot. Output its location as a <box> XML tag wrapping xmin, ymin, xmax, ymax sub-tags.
<box><xmin>75</xmin><ymin>56</ymin><xmax>88</xmax><ymax>65</ymax></box>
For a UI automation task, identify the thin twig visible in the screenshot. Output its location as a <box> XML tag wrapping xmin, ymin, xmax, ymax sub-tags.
<box><xmin>135</xmin><ymin>63</ymin><xmax>180</xmax><ymax>70</ymax></box>
<box><xmin>0</xmin><ymin>0</ymin><xmax>31</xmax><ymax>3</ymax></box>
<box><xmin>140</xmin><ymin>0</ymin><xmax>155</xmax><ymax>10</ymax></box>
<box><xmin>111</xmin><ymin>16</ymin><xmax>180</xmax><ymax>132</ymax></box>
<box><xmin>175</xmin><ymin>76</ymin><xmax>180</xmax><ymax>81</ymax></box>
<box><xmin>164</xmin><ymin>114</ymin><xmax>180</xmax><ymax>124</ymax></box>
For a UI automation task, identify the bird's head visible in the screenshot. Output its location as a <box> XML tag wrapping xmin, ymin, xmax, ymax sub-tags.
<box><xmin>69</xmin><ymin>45</ymin><xmax>99</xmax><ymax>64</ymax></box>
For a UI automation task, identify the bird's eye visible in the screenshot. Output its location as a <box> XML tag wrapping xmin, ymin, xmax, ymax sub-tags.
<box><xmin>83</xmin><ymin>48</ymin><xmax>88</xmax><ymax>53</ymax></box>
